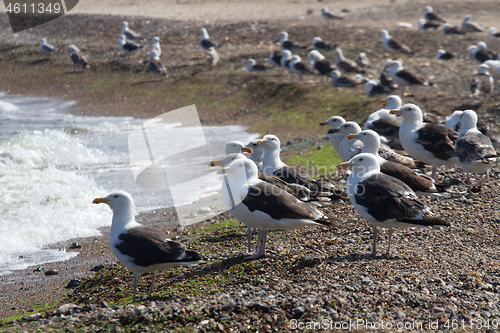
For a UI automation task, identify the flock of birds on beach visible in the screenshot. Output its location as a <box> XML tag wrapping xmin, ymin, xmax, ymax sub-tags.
<box><xmin>34</xmin><ymin>7</ymin><xmax>498</xmax><ymax>301</ymax></box>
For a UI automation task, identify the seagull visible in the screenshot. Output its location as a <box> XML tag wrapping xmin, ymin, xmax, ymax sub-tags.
<box><xmin>424</xmin><ymin>6</ymin><xmax>446</xmax><ymax>23</ymax></box>
<box><xmin>364</xmin><ymin>95</ymin><xmax>402</xmax><ymax>141</ymax></box>
<box><xmin>122</xmin><ymin>21</ymin><xmax>143</xmax><ymax>41</ymax></box>
<box><xmin>269</xmin><ymin>50</ymin><xmax>283</xmax><ymax>68</ymax></box>
<box><xmin>418</xmin><ymin>19</ymin><xmax>441</xmax><ymax>31</ymax></box>
<box><xmin>321</xmin><ymin>8</ymin><xmax>345</xmax><ymax>20</ymax></box>
<box><xmin>488</xmin><ymin>27</ymin><xmax>500</xmax><ymax>38</ymax></box>
<box><xmin>348</xmin><ymin>130</ymin><xmax>448</xmax><ymax>196</ymax></box>
<box><xmin>151</xmin><ymin>37</ymin><xmax>161</xmax><ymax>56</ymax></box>
<box><xmin>364</xmin><ymin>79</ymin><xmax>388</xmax><ymax>96</ymax></box>
<box><xmin>327</xmin><ymin>121</ymin><xmax>364</xmax><ymax>161</ymax></box>
<box><xmin>206</xmin><ymin>47</ymin><xmax>220</xmax><ymax>67</ymax></box>
<box><xmin>385</xmin><ymin>60</ymin><xmax>431</xmax><ymax>94</ymax></box>
<box><xmin>380</xmin><ymin>30</ymin><xmax>413</xmax><ymax>54</ymax></box>
<box><xmin>307</xmin><ymin>50</ymin><xmax>336</xmax><ymax>79</ymax></box>
<box><xmin>93</xmin><ymin>191</ymin><xmax>202</xmax><ymax>302</ymax></box>
<box><xmin>337</xmin><ymin>153</ymin><xmax>449</xmax><ymax>256</ymax></box>
<box><xmin>436</xmin><ymin>49</ymin><xmax>455</xmax><ymax>61</ymax></box>
<box><xmin>390</xmin><ymin>103</ymin><xmax>458</xmax><ymax>178</ymax></box>
<box><xmin>320</xmin><ymin>116</ymin><xmax>346</xmax><ymax>152</ymax></box>
<box><xmin>40</xmin><ymin>38</ymin><xmax>58</xmax><ymax>57</ymax></box>
<box><xmin>455</xmin><ymin>110</ymin><xmax>497</xmax><ymax>187</ymax></box>
<box><xmin>380</xmin><ymin>59</ymin><xmax>398</xmax><ymax>92</ymax></box>
<box><xmin>67</xmin><ymin>44</ymin><xmax>88</xmax><ymax>71</ymax></box>
<box><xmin>199</xmin><ymin>28</ymin><xmax>217</xmax><ymax>50</ymax></box>
<box><xmin>279</xmin><ymin>31</ymin><xmax>305</xmax><ymax>51</ymax></box>
<box><xmin>470</xmin><ymin>64</ymin><xmax>494</xmax><ymax>98</ymax></box>
<box><xmin>442</xmin><ymin>23</ymin><xmax>465</xmax><ymax>35</ymax></box>
<box><xmin>289</xmin><ymin>55</ymin><xmax>316</xmax><ymax>79</ymax></box>
<box><xmin>119</xmin><ymin>35</ymin><xmax>144</xmax><ymax>55</ymax></box>
<box><xmin>461</xmin><ymin>15</ymin><xmax>485</xmax><ymax>33</ymax></box>
<box><xmin>246</xmin><ymin>140</ymin><xmax>265</xmax><ymax>172</ymax></box>
<box><xmin>212</xmin><ymin>156</ymin><xmax>340</xmax><ymax>259</ymax></box>
<box><xmin>330</xmin><ymin>70</ymin><xmax>365</xmax><ymax>87</ymax></box>
<box><xmin>312</xmin><ymin>37</ymin><xmax>337</xmax><ymax>51</ymax></box>
<box><xmin>355</xmin><ymin>52</ymin><xmax>370</xmax><ymax>68</ymax></box>
<box><xmin>484</xmin><ymin>60</ymin><xmax>500</xmax><ymax>80</ymax></box>
<box><xmin>472</xmin><ymin>42</ymin><xmax>498</xmax><ymax>64</ymax></box>
<box><xmin>147</xmin><ymin>50</ymin><xmax>167</xmax><ymax>77</ymax></box>
<box><xmin>247</xmin><ymin>59</ymin><xmax>269</xmax><ymax>72</ymax></box>
<box><xmin>335</xmin><ymin>48</ymin><xmax>365</xmax><ymax>73</ymax></box>
<box><xmin>280</xmin><ymin>50</ymin><xmax>295</xmax><ymax>75</ymax></box>
<box><xmin>259</xmin><ymin>135</ymin><xmax>340</xmax><ymax>196</ymax></box>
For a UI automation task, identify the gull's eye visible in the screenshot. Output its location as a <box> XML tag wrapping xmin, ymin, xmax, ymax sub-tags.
<box><xmin>114</xmin><ymin>195</ymin><xmax>119</xmax><ymax>198</ymax></box>
<box><xmin>359</xmin><ymin>158</ymin><xmax>363</xmax><ymax>161</ymax></box>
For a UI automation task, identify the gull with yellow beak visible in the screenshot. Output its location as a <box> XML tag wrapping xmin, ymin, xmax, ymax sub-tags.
<box><xmin>212</xmin><ymin>155</ymin><xmax>341</xmax><ymax>259</ymax></box>
<box><xmin>92</xmin><ymin>191</ymin><xmax>202</xmax><ymax>302</ymax></box>
<box><xmin>390</xmin><ymin>104</ymin><xmax>458</xmax><ymax>179</ymax></box>
<box><xmin>364</xmin><ymin>95</ymin><xmax>403</xmax><ymax>142</ymax></box>
<box><xmin>347</xmin><ymin>130</ymin><xmax>448</xmax><ymax>196</ymax></box>
<box><xmin>337</xmin><ymin>153</ymin><xmax>449</xmax><ymax>256</ymax></box>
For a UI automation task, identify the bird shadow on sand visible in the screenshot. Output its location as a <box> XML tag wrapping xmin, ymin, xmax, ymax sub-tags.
<box><xmin>131</xmin><ymin>79</ymin><xmax>164</xmax><ymax>85</ymax></box>
<box><xmin>30</xmin><ymin>58</ymin><xmax>50</xmax><ymax>65</ymax></box>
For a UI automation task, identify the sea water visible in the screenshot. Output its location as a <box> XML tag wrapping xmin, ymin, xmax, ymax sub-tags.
<box><xmin>0</xmin><ymin>92</ymin><xmax>258</xmax><ymax>275</ymax></box>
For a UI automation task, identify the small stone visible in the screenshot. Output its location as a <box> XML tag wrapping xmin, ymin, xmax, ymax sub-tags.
<box><xmin>44</xmin><ymin>270</ymin><xmax>59</xmax><ymax>276</ymax></box>
<box><xmin>56</xmin><ymin>304</ymin><xmax>76</xmax><ymax>315</ymax></box>
<box><xmin>292</xmin><ymin>306</ymin><xmax>305</xmax><ymax>319</ymax></box>
<box><xmin>32</xmin><ymin>267</ymin><xmax>44</xmax><ymax>272</ymax></box>
<box><xmin>69</xmin><ymin>242</ymin><xmax>81</xmax><ymax>249</ymax></box>
<box><xmin>216</xmin><ymin>323</ymin><xmax>224</xmax><ymax>332</ymax></box>
<box><xmin>90</xmin><ymin>264</ymin><xmax>107</xmax><ymax>272</ymax></box>
<box><xmin>135</xmin><ymin>305</ymin><xmax>146</xmax><ymax>315</ymax></box>
<box><xmin>222</xmin><ymin>300</ymin><xmax>235</xmax><ymax>312</ymax></box>
<box><xmin>29</xmin><ymin>313</ymin><xmax>41</xmax><ymax>321</ymax></box>
<box><xmin>100</xmin><ymin>301</ymin><xmax>110</xmax><ymax>308</ymax></box>
<box><xmin>65</xmin><ymin>278</ymin><xmax>81</xmax><ymax>289</ymax></box>
<box><xmin>433</xmin><ymin>307</ymin><xmax>445</xmax><ymax>313</ymax></box>
<box><xmin>361</xmin><ymin>278</ymin><xmax>372</xmax><ymax>285</ymax></box>
<box><xmin>396</xmin><ymin>311</ymin><xmax>406</xmax><ymax>320</ymax></box>
<box><xmin>199</xmin><ymin>319</ymin><xmax>210</xmax><ymax>326</ymax></box>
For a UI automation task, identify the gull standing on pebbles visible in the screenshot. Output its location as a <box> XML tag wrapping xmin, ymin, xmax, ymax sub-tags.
<box><xmin>67</xmin><ymin>44</ymin><xmax>89</xmax><ymax>71</ymax></box>
<box><xmin>206</xmin><ymin>47</ymin><xmax>220</xmax><ymax>67</ymax></box>
<box><xmin>461</xmin><ymin>15</ymin><xmax>485</xmax><ymax>33</ymax></box>
<box><xmin>93</xmin><ymin>191</ymin><xmax>203</xmax><ymax>302</ymax></box>
<box><xmin>470</xmin><ymin>64</ymin><xmax>494</xmax><ymax>98</ymax></box>
<box><xmin>312</xmin><ymin>37</ymin><xmax>336</xmax><ymax>51</ymax></box>
<box><xmin>455</xmin><ymin>110</ymin><xmax>497</xmax><ymax>188</ymax></box>
<box><xmin>122</xmin><ymin>21</ymin><xmax>143</xmax><ymax>41</ymax></box>
<box><xmin>247</xmin><ymin>59</ymin><xmax>269</xmax><ymax>72</ymax></box>
<box><xmin>199</xmin><ymin>28</ymin><xmax>217</xmax><ymax>50</ymax></box>
<box><xmin>321</xmin><ymin>8</ymin><xmax>345</xmax><ymax>21</ymax></box>
<box><xmin>436</xmin><ymin>49</ymin><xmax>455</xmax><ymax>61</ymax></box>
<box><xmin>391</xmin><ymin>103</ymin><xmax>458</xmax><ymax>179</ymax></box>
<box><xmin>380</xmin><ymin>30</ymin><xmax>413</xmax><ymax>54</ymax></box>
<box><xmin>119</xmin><ymin>35</ymin><xmax>144</xmax><ymax>55</ymax></box>
<box><xmin>424</xmin><ymin>6</ymin><xmax>446</xmax><ymax>23</ymax></box>
<box><xmin>279</xmin><ymin>31</ymin><xmax>305</xmax><ymax>51</ymax></box>
<box><xmin>148</xmin><ymin>50</ymin><xmax>167</xmax><ymax>77</ymax></box>
<box><xmin>40</xmin><ymin>38</ymin><xmax>58</xmax><ymax>57</ymax></box>
<box><xmin>335</xmin><ymin>48</ymin><xmax>365</xmax><ymax>73</ymax></box>
<box><xmin>151</xmin><ymin>37</ymin><xmax>161</xmax><ymax>56</ymax></box>
<box><xmin>337</xmin><ymin>154</ymin><xmax>449</xmax><ymax>257</ymax></box>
